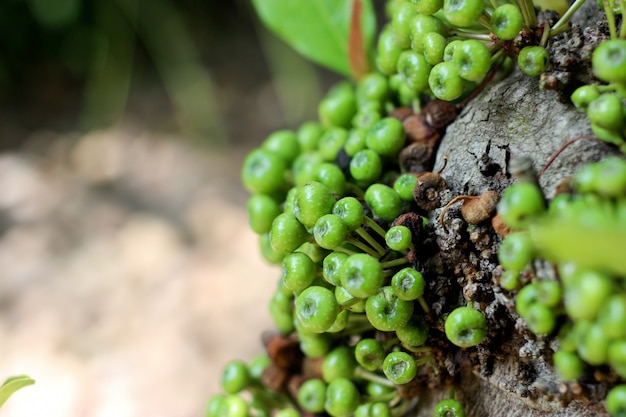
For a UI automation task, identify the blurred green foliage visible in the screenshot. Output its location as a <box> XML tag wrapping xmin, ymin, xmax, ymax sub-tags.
<box><xmin>0</xmin><ymin>0</ymin><xmax>225</xmax><ymax>141</ymax></box>
<box><xmin>0</xmin><ymin>0</ymin><xmax>325</xmax><ymax>146</ymax></box>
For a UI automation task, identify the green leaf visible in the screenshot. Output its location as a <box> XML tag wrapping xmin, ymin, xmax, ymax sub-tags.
<box><xmin>0</xmin><ymin>375</ymin><xmax>35</xmax><ymax>408</ymax></box>
<box><xmin>251</xmin><ymin>0</ymin><xmax>376</xmax><ymax>77</ymax></box>
<box><xmin>531</xmin><ymin>221</ymin><xmax>626</xmax><ymax>277</ymax></box>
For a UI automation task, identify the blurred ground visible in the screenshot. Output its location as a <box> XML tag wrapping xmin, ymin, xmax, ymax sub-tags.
<box><xmin>0</xmin><ymin>2</ymin><xmax>346</xmax><ymax>415</ymax></box>
<box><xmin>0</xmin><ymin>127</ymin><xmax>278</xmax><ymax>417</ymax></box>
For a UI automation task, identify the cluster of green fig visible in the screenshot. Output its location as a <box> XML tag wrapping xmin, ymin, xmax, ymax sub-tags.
<box><xmin>379</xmin><ymin>0</ymin><xmax>584</xmax><ymax>105</ymax></box>
<box><xmin>570</xmin><ymin>16</ymin><xmax>626</xmax><ymax>152</ymax></box>
<box><xmin>231</xmin><ymin>65</ymin><xmax>480</xmax><ymax>415</ymax></box>
<box><xmin>496</xmin><ymin>156</ymin><xmax>626</xmax><ymax>416</ymax></box>
<box><xmin>205</xmin><ymin>0</ymin><xmax>626</xmax><ymax>415</ymax></box>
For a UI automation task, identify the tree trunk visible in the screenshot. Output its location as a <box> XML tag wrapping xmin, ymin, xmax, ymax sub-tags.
<box><xmin>409</xmin><ymin>2</ymin><xmax>619</xmax><ymax>415</ymax></box>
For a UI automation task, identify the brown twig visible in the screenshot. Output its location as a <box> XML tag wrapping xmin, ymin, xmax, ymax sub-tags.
<box><xmin>348</xmin><ymin>0</ymin><xmax>369</xmax><ymax>81</ymax></box>
<box><xmin>537</xmin><ymin>135</ymin><xmax>598</xmax><ymax>178</ymax></box>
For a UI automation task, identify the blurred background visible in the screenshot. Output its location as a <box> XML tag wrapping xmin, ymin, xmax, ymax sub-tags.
<box><xmin>0</xmin><ymin>1</ymin><xmax>343</xmax><ymax>416</ymax></box>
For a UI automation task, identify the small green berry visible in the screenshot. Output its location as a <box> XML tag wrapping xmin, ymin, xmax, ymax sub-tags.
<box><xmin>409</xmin><ymin>14</ymin><xmax>447</xmax><ymax>53</ymax></box>
<box><xmin>397</xmin><ymin>50</ymin><xmax>432</xmax><ymax>92</ymax></box>
<box><xmin>396</xmin><ymin>315</ymin><xmax>429</xmax><ymax>346</ymax></box>
<box><xmin>293</xmin><ymin>151</ymin><xmax>325</xmax><ymax>186</ymax></box>
<box><xmin>366</xmin><ymin>117</ymin><xmax>406</xmax><ymax>157</ymax></box>
<box><xmin>518</xmin><ymin>46</ymin><xmax>550</xmax><ymax>77</ymax></box>
<box><xmin>295</xmin><ymin>181</ymin><xmax>336</xmax><ymax>229</ymax></box>
<box><xmin>499</xmin><ymin>269</ymin><xmax>521</xmax><ymax>291</ymax></box>
<box><xmin>434</xmin><ymin>398</ymin><xmax>466</xmax><ymax>417</ymax></box>
<box><xmin>521</xmin><ymin>303</ymin><xmax>556</xmax><ymax>335</ymax></box>
<box><xmin>391</xmin><ymin>267</ymin><xmax>425</xmax><ymax>301</ymax></box>
<box><xmin>333</xmin><ymin>197</ymin><xmax>364</xmax><ymax>231</ymax></box>
<box><xmin>350</xmin><ymin>149</ymin><xmax>383</xmax><ymax>185</ymax></box>
<box><xmin>206</xmin><ymin>395</ymin><xmax>226</xmax><ymax>417</ymax></box>
<box><xmin>221</xmin><ymin>360</ymin><xmax>251</xmax><ymax>394</ymax></box>
<box><xmin>314</xmin><ymin>214</ymin><xmax>349</xmax><ymax>250</ymax></box>
<box><xmin>281</xmin><ymin>252</ymin><xmax>318</xmax><ymax>293</ymax></box>
<box><xmin>392</xmin><ymin>3</ymin><xmax>419</xmax><ymax>49</ymax></box>
<box><xmin>497</xmin><ymin>232</ymin><xmax>535</xmax><ymax>270</ymax></box>
<box><xmin>394</xmin><ymin>173</ymin><xmax>419</xmax><ymax>201</ymax></box>
<box><xmin>597</xmin><ymin>295</ymin><xmax>626</xmax><ymax>339</ymax></box>
<box><xmin>429</xmin><ymin>61</ymin><xmax>465</xmax><ymax>101</ymax></box>
<box><xmin>366</xmin><ymin>286</ymin><xmax>414</xmax><ymax>331</ymax></box>
<box><xmin>564</xmin><ymin>269</ymin><xmax>614</xmax><ymax>321</ymax></box>
<box><xmin>445</xmin><ymin>306</ymin><xmax>487</xmax><ymax>347</ymax></box>
<box><xmin>443</xmin><ymin>0</ymin><xmax>484</xmax><ymax>27</ymax></box>
<box><xmin>262</xmin><ymin>129</ymin><xmax>300</xmax><ymax>164</ymax></box>
<box><xmin>319</xmin><ymin>127</ymin><xmax>349</xmax><ymax>161</ymax></box>
<box><xmin>606</xmin><ymin>385</ymin><xmax>626</xmax><ymax>417</ymax></box>
<box><xmin>295</xmin><ymin>286</ymin><xmax>339</xmax><ymax>333</ymax></box>
<box><xmin>535</xmin><ymin>280</ymin><xmax>562</xmax><ymax>308</ymax></box>
<box><xmin>592</xmin><ymin>39</ymin><xmax>626</xmax><ymax>84</ymax></box>
<box><xmin>453</xmin><ymin>39</ymin><xmax>491</xmax><ymax>82</ymax></box>
<box><xmin>314</xmin><ymin>163</ymin><xmax>347</xmax><ymax>196</ymax></box>
<box><xmin>382</xmin><ymin>351</ymin><xmax>417</xmax><ymax>384</ymax></box>
<box><xmin>241</xmin><ymin>148</ymin><xmax>287</xmax><ymax>194</ymax></box>
<box><xmin>269</xmin><ymin>213</ymin><xmax>310</xmax><ymax>254</ymax></box>
<box><xmin>578</xmin><ymin>323</ymin><xmax>610</xmax><ymax>365</ymax></box>
<box><xmin>587</xmin><ymin>93</ymin><xmax>625</xmax><ymax>132</ymax></box>
<box><xmin>247</xmin><ymin>193</ymin><xmax>282</xmax><ymax>234</ymax></box>
<box><xmin>299</xmin><ymin>331</ymin><xmax>332</xmax><ymax>358</ymax></box>
<box><xmin>570</xmin><ymin>85</ymin><xmax>600</xmax><ymax>112</ymax></box>
<box><xmin>220</xmin><ymin>395</ymin><xmax>249</xmax><ymax>417</ymax></box>
<box><xmin>376</xmin><ymin>24</ymin><xmax>403</xmax><ymax>75</ymax></box>
<box><xmin>319</xmin><ymin>82</ymin><xmax>357</xmax><ymax>128</ymax></box>
<box><xmin>298</xmin><ymin>378</ymin><xmax>327</xmax><ymax>413</ymax></box>
<box><xmin>385</xmin><ymin>226</ymin><xmax>413</xmax><ymax>251</ymax></box>
<box><xmin>497</xmin><ymin>183</ymin><xmax>545</xmax><ymax>229</ymax></box>
<box><xmin>553</xmin><ymin>349</ymin><xmax>584</xmax><ymax>381</ymax></box>
<box><xmin>339</xmin><ymin>253</ymin><xmax>384</xmax><ymax>298</ymax></box>
<box><xmin>344</xmin><ymin>128</ymin><xmax>368</xmax><ymax>156</ymax></box>
<box><xmin>324</xmin><ymin>378</ymin><xmax>361</xmax><ymax>417</ymax></box>
<box><xmin>443</xmin><ymin>40</ymin><xmax>463</xmax><ymax>62</ymax></box>
<box><xmin>247</xmin><ymin>354</ymin><xmax>270</xmax><ymax>381</ymax></box>
<box><xmin>323</xmin><ymin>251</ymin><xmax>349</xmax><ymax>286</ymax></box>
<box><xmin>364</xmin><ymin>183</ymin><xmax>403</xmax><ymax>222</ymax></box>
<box><xmin>412</xmin><ymin>0</ymin><xmax>444</xmax><ymax>15</ymax></box>
<box><xmin>356</xmin><ymin>72</ymin><xmax>390</xmax><ymax>106</ymax></box>
<box><xmin>515</xmin><ymin>283</ymin><xmax>538</xmax><ymax>317</ymax></box>
<box><xmin>322</xmin><ymin>346</ymin><xmax>357</xmax><ymax>382</ymax></box>
<box><xmin>608</xmin><ymin>341</ymin><xmax>626</xmax><ymax>379</ymax></box>
<box><xmin>297</xmin><ymin>121</ymin><xmax>324</xmax><ymax>152</ymax></box>
<box><xmin>355</xmin><ymin>338</ymin><xmax>385</xmax><ymax>371</ymax></box>
<box><xmin>422</xmin><ymin>32</ymin><xmax>447</xmax><ymax>65</ymax></box>
<box><xmin>490</xmin><ymin>4</ymin><xmax>523</xmax><ymax>40</ymax></box>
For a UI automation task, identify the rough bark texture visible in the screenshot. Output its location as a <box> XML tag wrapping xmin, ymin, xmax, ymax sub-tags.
<box><xmin>405</xmin><ymin>2</ymin><xmax>620</xmax><ymax>415</ymax></box>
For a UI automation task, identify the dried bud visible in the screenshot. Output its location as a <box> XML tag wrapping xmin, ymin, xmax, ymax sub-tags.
<box><xmin>392</xmin><ymin>212</ymin><xmax>424</xmax><ymax>243</ymax></box>
<box><xmin>462</xmin><ymin>190</ymin><xmax>500</xmax><ymax>224</ymax></box>
<box><xmin>261</xmin><ymin>363</ymin><xmax>290</xmax><ymax>392</ymax></box>
<box><xmin>440</xmin><ymin>190</ymin><xmax>500</xmax><ymax>232</ymax></box>
<box><xmin>403</xmin><ymin>113</ymin><xmax>441</xmax><ymax>147</ymax></box>
<box><xmin>399</xmin><ymin>142</ymin><xmax>434</xmax><ymax>174</ymax></box>
<box><xmin>423</xmin><ymin>99</ymin><xmax>459</xmax><ymax>131</ymax></box>
<box><xmin>491</xmin><ymin>213</ymin><xmax>511</xmax><ymax>237</ymax></box>
<box><xmin>413</xmin><ymin>172</ymin><xmax>448</xmax><ymax>211</ymax></box>
<box><xmin>265</xmin><ymin>333</ymin><xmax>302</xmax><ymax>370</ymax></box>
<box><xmin>554</xmin><ymin>176</ymin><xmax>573</xmax><ymax>195</ymax></box>
<box><xmin>389</xmin><ymin>106</ymin><xmax>414</xmax><ymax>121</ymax></box>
